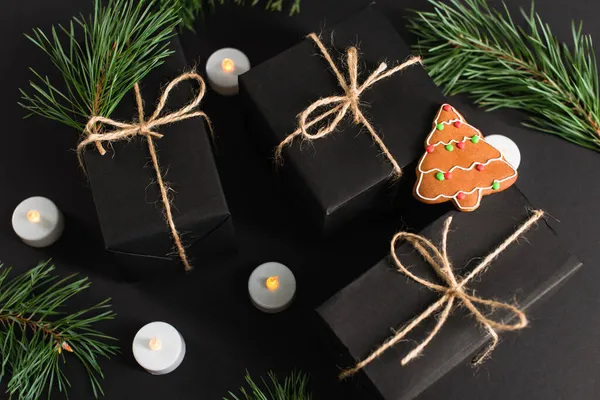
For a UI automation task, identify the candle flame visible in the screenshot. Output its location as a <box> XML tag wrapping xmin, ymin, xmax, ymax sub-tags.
<box><xmin>221</xmin><ymin>58</ymin><xmax>235</xmax><ymax>73</ymax></box>
<box><xmin>149</xmin><ymin>336</ymin><xmax>162</xmax><ymax>351</ymax></box>
<box><xmin>27</xmin><ymin>210</ymin><xmax>41</xmax><ymax>223</ymax></box>
<box><xmin>266</xmin><ymin>276</ymin><xmax>280</xmax><ymax>291</ymax></box>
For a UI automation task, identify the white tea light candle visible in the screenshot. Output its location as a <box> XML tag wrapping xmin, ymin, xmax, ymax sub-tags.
<box><xmin>248</xmin><ymin>262</ymin><xmax>296</xmax><ymax>313</ymax></box>
<box><xmin>205</xmin><ymin>48</ymin><xmax>250</xmax><ymax>96</ymax></box>
<box><xmin>132</xmin><ymin>322</ymin><xmax>186</xmax><ymax>375</ymax></box>
<box><xmin>12</xmin><ymin>196</ymin><xmax>64</xmax><ymax>248</ymax></box>
<box><xmin>485</xmin><ymin>134</ymin><xmax>521</xmax><ymax>169</ymax></box>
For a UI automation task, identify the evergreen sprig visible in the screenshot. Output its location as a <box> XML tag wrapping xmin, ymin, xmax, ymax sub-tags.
<box><xmin>225</xmin><ymin>371</ymin><xmax>312</xmax><ymax>400</ymax></box>
<box><xmin>407</xmin><ymin>0</ymin><xmax>600</xmax><ymax>151</ymax></box>
<box><xmin>165</xmin><ymin>0</ymin><xmax>301</xmax><ymax>32</ymax></box>
<box><xmin>0</xmin><ymin>261</ymin><xmax>118</xmax><ymax>400</ymax></box>
<box><xmin>19</xmin><ymin>0</ymin><xmax>180</xmax><ymax>133</ymax></box>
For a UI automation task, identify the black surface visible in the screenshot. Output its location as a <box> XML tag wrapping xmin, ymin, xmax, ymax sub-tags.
<box><xmin>83</xmin><ymin>35</ymin><xmax>234</xmax><ymax>279</ymax></box>
<box><xmin>1</xmin><ymin>0</ymin><xmax>599</xmax><ymax>399</ymax></box>
<box><xmin>239</xmin><ymin>6</ymin><xmax>446</xmax><ymax>233</ymax></box>
<box><xmin>318</xmin><ymin>186</ymin><xmax>583</xmax><ymax>400</ymax></box>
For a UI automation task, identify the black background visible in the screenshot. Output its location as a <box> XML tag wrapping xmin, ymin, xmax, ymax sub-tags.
<box><xmin>1</xmin><ymin>0</ymin><xmax>599</xmax><ymax>399</ymax></box>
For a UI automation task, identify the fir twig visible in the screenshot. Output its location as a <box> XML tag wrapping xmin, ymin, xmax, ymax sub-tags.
<box><xmin>19</xmin><ymin>0</ymin><xmax>180</xmax><ymax>133</ymax></box>
<box><xmin>163</xmin><ymin>0</ymin><xmax>301</xmax><ymax>32</ymax></box>
<box><xmin>407</xmin><ymin>0</ymin><xmax>600</xmax><ymax>151</ymax></box>
<box><xmin>224</xmin><ymin>371</ymin><xmax>312</xmax><ymax>400</ymax></box>
<box><xmin>0</xmin><ymin>261</ymin><xmax>118</xmax><ymax>400</ymax></box>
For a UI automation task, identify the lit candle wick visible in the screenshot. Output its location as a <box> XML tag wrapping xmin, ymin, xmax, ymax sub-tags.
<box><xmin>221</xmin><ymin>58</ymin><xmax>235</xmax><ymax>73</ymax></box>
<box><xmin>149</xmin><ymin>336</ymin><xmax>162</xmax><ymax>351</ymax></box>
<box><xmin>27</xmin><ymin>210</ymin><xmax>41</xmax><ymax>223</ymax></box>
<box><xmin>266</xmin><ymin>275</ymin><xmax>280</xmax><ymax>291</ymax></box>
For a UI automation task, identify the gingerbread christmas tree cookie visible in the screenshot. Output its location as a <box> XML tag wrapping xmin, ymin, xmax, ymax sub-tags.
<box><xmin>413</xmin><ymin>104</ymin><xmax>518</xmax><ymax>211</ymax></box>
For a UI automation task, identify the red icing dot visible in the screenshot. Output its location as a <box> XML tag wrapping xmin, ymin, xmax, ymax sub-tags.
<box><xmin>454</xmin><ymin>121</ymin><xmax>462</xmax><ymax>128</ymax></box>
<box><xmin>444</xmin><ymin>172</ymin><xmax>452</xmax><ymax>180</ymax></box>
<box><xmin>426</xmin><ymin>145</ymin><xmax>435</xmax><ymax>153</ymax></box>
<box><xmin>457</xmin><ymin>192</ymin><xmax>466</xmax><ymax>200</ymax></box>
<box><xmin>457</xmin><ymin>141</ymin><xmax>466</xmax><ymax>149</ymax></box>
<box><xmin>476</xmin><ymin>164</ymin><xmax>485</xmax><ymax>172</ymax></box>
<box><xmin>443</xmin><ymin>104</ymin><xmax>451</xmax><ymax>111</ymax></box>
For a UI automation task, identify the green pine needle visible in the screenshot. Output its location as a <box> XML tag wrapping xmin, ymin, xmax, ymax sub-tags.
<box><xmin>224</xmin><ymin>371</ymin><xmax>312</xmax><ymax>400</ymax></box>
<box><xmin>164</xmin><ymin>0</ymin><xmax>301</xmax><ymax>32</ymax></box>
<box><xmin>407</xmin><ymin>0</ymin><xmax>600</xmax><ymax>152</ymax></box>
<box><xmin>0</xmin><ymin>261</ymin><xmax>118</xmax><ymax>400</ymax></box>
<box><xmin>19</xmin><ymin>0</ymin><xmax>181</xmax><ymax>133</ymax></box>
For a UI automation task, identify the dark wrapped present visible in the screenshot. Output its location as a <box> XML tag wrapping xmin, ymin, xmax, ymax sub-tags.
<box><xmin>317</xmin><ymin>186</ymin><xmax>582</xmax><ymax>400</ymax></box>
<box><xmin>239</xmin><ymin>6</ymin><xmax>446</xmax><ymax>233</ymax></box>
<box><xmin>83</xmin><ymin>36</ymin><xmax>234</xmax><ymax>279</ymax></box>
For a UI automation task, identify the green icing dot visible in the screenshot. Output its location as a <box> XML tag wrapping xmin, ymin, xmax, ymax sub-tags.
<box><xmin>471</xmin><ymin>135</ymin><xmax>480</xmax><ymax>144</ymax></box>
<box><xmin>436</xmin><ymin>172</ymin><xmax>445</xmax><ymax>181</ymax></box>
<box><xmin>436</xmin><ymin>123</ymin><xmax>444</xmax><ymax>131</ymax></box>
<box><xmin>445</xmin><ymin>144</ymin><xmax>454</xmax><ymax>152</ymax></box>
<box><xmin>492</xmin><ymin>181</ymin><xmax>500</xmax><ymax>190</ymax></box>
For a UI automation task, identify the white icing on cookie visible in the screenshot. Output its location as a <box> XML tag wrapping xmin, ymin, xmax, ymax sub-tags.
<box><xmin>415</xmin><ymin>105</ymin><xmax>518</xmax><ymax>211</ymax></box>
<box><xmin>426</xmin><ymin>119</ymin><xmax>482</xmax><ymax>146</ymax></box>
<box><xmin>414</xmin><ymin>170</ymin><xmax>517</xmax><ymax>211</ymax></box>
<box><xmin>434</xmin><ymin>103</ymin><xmax>466</xmax><ymax>124</ymax></box>
<box><xmin>419</xmin><ymin>147</ymin><xmax>503</xmax><ymax>174</ymax></box>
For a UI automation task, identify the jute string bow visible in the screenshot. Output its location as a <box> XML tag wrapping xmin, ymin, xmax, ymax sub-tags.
<box><xmin>77</xmin><ymin>72</ymin><xmax>213</xmax><ymax>272</ymax></box>
<box><xmin>275</xmin><ymin>33</ymin><xmax>422</xmax><ymax>176</ymax></box>
<box><xmin>339</xmin><ymin>210</ymin><xmax>545</xmax><ymax>379</ymax></box>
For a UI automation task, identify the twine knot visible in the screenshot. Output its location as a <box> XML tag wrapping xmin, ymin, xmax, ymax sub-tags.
<box><xmin>339</xmin><ymin>210</ymin><xmax>545</xmax><ymax>380</ymax></box>
<box><xmin>77</xmin><ymin>72</ymin><xmax>214</xmax><ymax>272</ymax></box>
<box><xmin>275</xmin><ymin>33</ymin><xmax>422</xmax><ymax>177</ymax></box>
<box><xmin>444</xmin><ymin>286</ymin><xmax>462</xmax><ymax>297</ymax></box>
<box><xmin>137</xmin><ymin>123</ymin><xmax>162</xmax><ymax>138</ymax></box>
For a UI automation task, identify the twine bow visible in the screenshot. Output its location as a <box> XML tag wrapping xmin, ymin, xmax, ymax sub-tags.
<box><xmin>340</xmin><ymin>210</ymin><xmax>545</xmax><ymax>379</ymax></box>
<box><xmin>77</xmin><ymin>72</ymin><xmax>214</xmax><ymax>272</ymax></box>
<box><xmin>275</xmin><ymin>33</ymin><xmax>422</xmax><ymax>177</ymax></box>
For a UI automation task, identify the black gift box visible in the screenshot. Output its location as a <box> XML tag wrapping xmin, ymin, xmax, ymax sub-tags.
<box><xmin>317</xmin><ymin>186</ymin><xmax>582</xmax><ymax>400</ymax></box>
<box><xmin>84</xmin><ymin>36</ymin><xmax>234</xmax><ymax>279</ymax></box>
<box><xmin>239</xmin><ymin>6</ymin><xmax>446</xmax><ymax>233</ymax></box>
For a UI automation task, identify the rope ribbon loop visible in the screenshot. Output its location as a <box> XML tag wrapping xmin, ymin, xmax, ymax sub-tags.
<box><xmin>275</xmin><ymin>33</ymin><xmax>422</xmax><ymax>177</ymax></box>
<box><xmin>77</xmin><ymin>72</ymin><xmax>214</xmax><ymax>272</ymax></box>
<box><xmin>339</xmin><ymin>210</ymin><xmax>545</xmax><ymax>379</ymax></box>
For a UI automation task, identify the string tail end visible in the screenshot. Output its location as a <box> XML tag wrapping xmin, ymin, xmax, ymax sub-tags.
<box><xmin>274</xmin><ymin>144</ymin><xmax>285</xmax><ymax>166</ymax></box>
<box><xmin>390</xmin><ymin>167</ymin><xmax>403</xmax><ymax>181</ymax></box>
<box><xmin>532</xmin><ymin>209</ymin><xmax>545</xmax><ymax>219</ymax></box>
<box><xmin>472</xmin><ymin>343</ymin><xmax>496</xmax><ymax>366</ymax></box>
<box><xmin>274</xmin><ymin>134</ymin><xmax>296</xmax><ymax>166</ymax></box>
<box><xmin>338</xmin><ymin>365</ymin><xmax>360</xmax><ymax>381</ymax></box>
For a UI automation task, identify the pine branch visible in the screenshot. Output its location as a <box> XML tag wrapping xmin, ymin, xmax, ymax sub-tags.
<box><xmin>0</xmin><ymin>261</ymin><xmax>118</xmax><ymax>400</ymax></box>
<box><xmin>224</xmin><ymin>371</ymin><xmax>312</xmax><ymax>400</ymax></box>
<box><xmin>407</xmin><ymin>0</ymin><xmax>600</xmax><ymax>152</ymax></box>
<box><xmin>163</xmin><ymin>0</ymin><xmax>301</xmax><ymax>32</ymax></box>
<box><xmin>19</xmin><ymin>0</ymin><xmax>180</xmax><ymax>133</ymax></box>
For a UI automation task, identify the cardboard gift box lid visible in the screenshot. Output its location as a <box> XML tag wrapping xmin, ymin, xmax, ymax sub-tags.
<box><xmin>83</xmin><ymin>36</ymin><xmax>233</xmax><ymax>268</ymax></box>
<box><xmin>317</xmin><ymin>186</ymin><xmax>582</xmax><ymax>400</ymax></box>
<box><xmin>239</xmin><ymin>6</ymin><xmax>446</xmax><ymax>232</ymax></box>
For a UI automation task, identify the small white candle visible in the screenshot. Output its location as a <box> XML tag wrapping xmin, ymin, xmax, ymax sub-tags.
<box><xmin>132</xmin><ymin>322</ymin><xmax>186</xmax><ymax>375</ymax></box>
<box><xmin>205</xmin><ymin>48</ymin><xmax>250</xmax><ymax>96</ymax></box>
<box><xmin>485</xmin><ymin>134</ymin><xmax>521</xmax><ymax>169</ymax></box>
<box><xmin>248</xmin><ymin>262</ymin><xmax>296</xmax><ymax>313</ymax></box>
<box><xmin>12</xmin><ymin>196</ymin><xmax>64</xmax><ymax>248</ymax></box>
